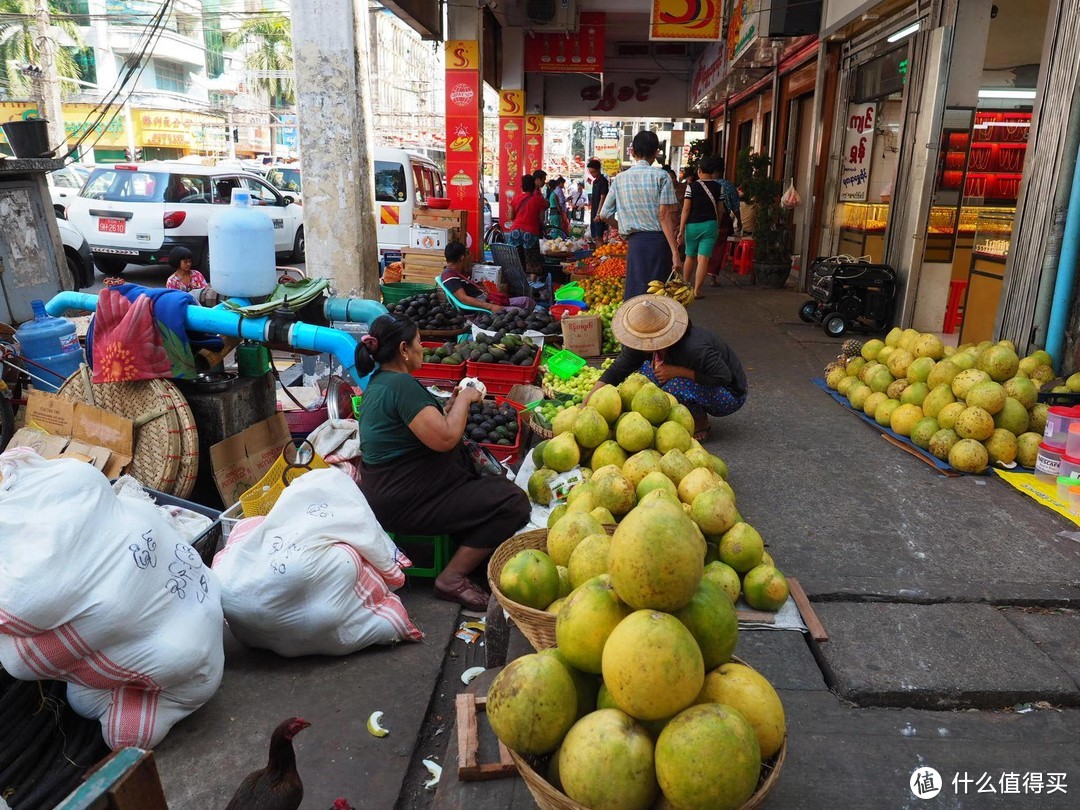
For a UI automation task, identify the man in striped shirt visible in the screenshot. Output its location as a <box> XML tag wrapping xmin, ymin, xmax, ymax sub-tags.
<box><xmin>597</xmin><ymin>130</ymin><xmax>681</xmax><ymax>299</ymax></box>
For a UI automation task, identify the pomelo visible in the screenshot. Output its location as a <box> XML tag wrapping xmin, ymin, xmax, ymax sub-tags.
<box><xmin>913</xmin><ymin>333</ymin><xmax>945</xmax><ymax>360</ymax></box>
<box><xmin>691</xmin><ymin>487</ymin><xmax>738</xmax><ymax>535</ymax></box>
<box><xmin>528</xmin><ymin>467</ymin><xmax>557</xmax><ymax>505</ymax></box>
<box><xmin>557</xmin><ymin>565</ymin><xmax>573</xmax><ymax>597</ymax></box>
<box><xmin>546</xmin><ymin>597</ymin><xmax>566</xmax><ymax>615</ymax></box>
<box><xmin>677</xmin><ymin>466</ymin><xmax>722</xmax><ymax>504</ymax></box>
<box><xmin>889</xmin><ymin>403</ymin><xmax>924</xmax><ymax>437</ymax></box>
<box><xmin>668</xmin><ymin>404</ymin><xmax>696</xmax><ymax>435</ymax></box>
<box><xmin>487</xmin><ymin>653</ymin><xmax>578</xmax><ymax>754</ymax></box>
<box><xmin>927</xmin><ymin>359</ymin><xmax>960</xmax><ymax>390</ymax></box>
<box><xmin>966</xmin><ymin>381</ymin><xmax>1006</xmax><ymax>415</ymax></box>
<box><xmin>618</xmin><ymin>373</ymin><xmax>649</xmax><ymax>411</ymax></box>
<box><xmin>886</xmin><ymin>348</ymin><xmax>914</xmax><ymax>379</ymax></box>
<box><xmin>928</xmin><ymin>428</ymin><xmax>960</xmax><ymax>461</ymax></box>
<box><xmin>637</xmin><ymin>470</ymin><xmax>679</xmax><ymax>501</ymax></box>
<box><xmin>952</xmin><ymin>368</ymin><xmax>991</xmax><ymax>400</ymax></box>
<box><xmin>632</xmin><ymin>383</ymin><xmax>672</xmax><ymax>426</ymax></box>
<box><xmin>994</xmin><ymin>397</ymin><xmax>1030</xmax><ymax>436</ymax></box>
<box><xmin>703</xmin><ymin>561</ymin><xmax>741</xmax><ymax>603</ymax></box>
<box><xmin>921</xmin><ymin>384</ymin><xmax>956</xmax><ymax>418</ymax></box>
<box><xmin>609</xmin><ymin>502</ymin><xmax>703</xmax><ymax>611</ymax></box>
<box><xmin>621</xmin><ymin>449</ymin><xmax>663</xmax><ymax>488</ymax></box>
<box><xmin>955</xmin><ymin>406</ymin><xmax>995</xmax><ymax>441</ymax></box>
<box><xmin>552</xmin><ymin>405</ymin><xmax>580</xmax><ymax>436</ymax></box>
<box><xmin>655</xmin><ymin>422</ymin><xmax>692</xmax><ymax>454</ymax></box>
<box><xmin>862</xmin><ymin>391</ymin><xmax>887</xmax><ymax>418</ymax></box>
<box><xmin>878</xmin><ymin>346</ymin><xmax>895</xmax><ymax>364</ymax></box>
<box><xmin>907</xmin><ymin>356</ymin><xmax>936</xmax><ymax>383</ymax></box>
<box><xmin>590</xmin><ymin>506</ymin><xmax>616</xmax><ymax>525</ymax></box>
<box><xmin>977</xmin><ymin>345</ymin><xmax>1020</xmax><ymax>382</ymax></box>
<box><xmin>499</xmin><ymin>548</ymin><xmax>561</xmax><ymax>610</ymax></box>
<box><xmin>655</xmin><ymin>704</ymin><xmax>761</xmax><ymax>810</ymax></box>
<box><xmin>886</xmin><ymin>379</ymin><xmax>909</xmax><ymax>401</ymax></box>
<box><xmin>574</xmin><ymin>406</ymin><xmax>610</xmax><ymax>449</ymax></box>
<box><xmin>936</xmin><ymin>401</ymin><xmax>965</xmax><ymax>430</ymax></box>
<box><xmin>531</xmin><ymin>440</ymin><xmax>549</xmax><ymax>466</ymax></box>
<box><xmin>874</xmin><ymin>398</ymin><xmax>901</xmax><ymax>427</ymax></box>
<box><xmin>1031</xmin><ymin>364</ymin><xmax>1056</xmax><ymax>386</ymax></box>
<box><xmin>555</xmin><ymin>574</ymin><xmax>630</xmax><ymax>674</ymax></box>
<box><xmin>951</xmin><ymin>352</ymin><xmax>976</xmax><ymax>371</ymax></box>
<box><xmin>949</xmin><ymin>438</ymin><xmax>989</xmax><ymax>473</ymax></box>
<box><xmin>826</xmin><ymin>366</ymin><xmax>846</xmax><ymax>390</ymax></box>
<box><xmin>659</xmin><ymin>449</ymin><xmax>695</xmax><ymax>484</ymax></box>
<box><xmin>540</xmin><ymin>647</ymin><xmax>600</xmax><ymax>720</ymax></box>
<box><xmin>602</xmin><ymin>610</ymin><xmax>705</xmax><ymax>720</ymax></box>
<box><xmin>547</xmin><ymin>503</ymin><xmax>568</xmax><ymax>528</ymax></box>
<box><xmin>544</xmin><ymin>431</ymin><xmax>581</xmax><ymax>473</ymax></box>
<box><xmin>696</xmin><ymin>663</ymin><xmax>786</xmax><ymax>759</ymax></box>
<box><xmin>548</xmin><ymin>512</ymin><xmax>606</xmax><ymax>567</ymax></box>
<box><xmin>707</xmin><ymin>453</ymin><xmax>729</xmax><ymax>479</ymax></box>
<box><xmin>885</xmin><ymin>326</ymin><xmax>903</xmax><ymax>347</ymax></box>
<box><xmin>910</xmin><ymin>417</ymin><xmax>940</xmax><ymax>450</ymax></box>
<box><xmin>983</xmin><ymin>429</ymin><xmax>1018</xmax><ymax>466</ymax></box>
<box><xmin>866</xmin><ymin>365</ymin><xmax>895</xmax><ymax>393</ymax></box>
<box><xmin>1029</xmin><ymin>403</ymin><xmax>1049</xmax><ymax>435</ymax></box>
<box><xmin>590</xmin><ymin>384</ymin><xmax>623</xmax><ymax>425</ymax></box>
<box><xmin>591</xmin><ymin>468</ymin><xmax>637</xmax><ymax>516</ymax></box>
<box><xmin>847</xmin><ymin>381</ymin><xmax>872</xmax><ymax>410</ymax></box>
<box><xmin>616</xmin><ymin>412</ymin><xmax>655</xmax><ymax>453</ymax></box>
<box><xmin>1003</xmin><ymin>376</ymin><xmax>1038</xmax><ymax>410</ymax></box>
<box><xmin>742</xmin><ymin>565</ymin><xmax>789</xmax><ymax>611</ymax></box>
<box><xmin>557</xmin><ymin>709</ymin><xmax>658</xmax><ymax>810</ymax></box>
<box><xmin>568</xmin><ymin>533</ymin><xmax>612</xmax><ymax>589</ymax></box>
<box><xmin>900</xmin><ymin>382</ymin><xmax>929</xmax><ymax>407</ymax></box>
<box><xmin>1029</xmin><ymin>349</ymin><xmax>1053</xmax><ymax>367</ymax></box>
<box><xmin>845</xmin><ymin>356</ymin><xmax>867</xmax><ymax>377</ymax></box>
<box><xmin>591</xmin><ymin>439</ymin><xmax>628</xmax><ymax>471</ymax></box>
<box><xmin>1017</xmin><ymin>432</ymin><xmax>1041</xmax><ymax>467</ymax></box>
<box><xmin>861</xmin><ymin>338</ymin><xmax>885</xmax><ymax>360</ymax></box>
<box><xmin>718</xmin><ymin>523</ymin><xmax>764</xmax><ymax>573</ymax></box>
<box><xmin>673</xmin><ymin>578</ymin><xmax>738</xmax><ymax>670</ymax></box>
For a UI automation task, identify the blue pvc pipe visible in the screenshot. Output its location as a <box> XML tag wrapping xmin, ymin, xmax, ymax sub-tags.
<box><xmin>1046</xmin><ymin>136</ymin><xmax>1080</xmax><ymax>372</ymax></box>
<box><xmin>324</xmin><ymin>297</ymin><xmax>387</xmax><ymax>323</ymax></box>
<box><xmin>288</xmin><ymin>322</ymin><xmax>369</xmax><ymax>388</ymax></box>
<box><xmin>45</xmin><ymin>291</ymin><xmax>99</xmax><ymax>317</ymax></box>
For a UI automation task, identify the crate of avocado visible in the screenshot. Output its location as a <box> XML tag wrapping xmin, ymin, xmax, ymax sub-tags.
<box><xmin>467</xmin><ymin>397</ymin><xmax>527</xmax><ymax>465</ymax></box>
<box><xmin>410</xmin><ymin>341</ymin><xmax>467</xmax><ymax>385</ymax></box>
<box><xmin>388</xmin><ymin>291</ymin><xmax>469</xmax><ymax>338</ymax></box>
<box><xmin>463</xmin><ymin>332</ymin><xmax>543</xmax><ymax>397</ymax></box>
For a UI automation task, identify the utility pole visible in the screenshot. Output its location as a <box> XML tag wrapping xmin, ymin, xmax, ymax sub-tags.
<box><xmin>34</xmin><ymin>0</ymin><xmax>68</xmax><ymax>155</ymax></box>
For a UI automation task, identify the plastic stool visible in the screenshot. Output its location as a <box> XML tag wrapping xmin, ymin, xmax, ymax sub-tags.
<box><xmin>390</xmin><ymin>533</ymin><xmax>453</xmax><ymax>578</ymax></box>
<box><xmin>733</xmin><ymin>238</ymin><xmax>755</xmax><ymax>276</ymax></box>
<box><xmin>942</xmin><ymin>279</ymin><xmax>968</xmax><ymax>334</ymax></box>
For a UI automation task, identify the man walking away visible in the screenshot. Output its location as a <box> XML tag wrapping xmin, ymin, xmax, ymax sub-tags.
<box><xmin>587</xmin><ymin>159</ymin><xmax>609</xmax><ymax>242</ymax></box>
<box><xmin>597</xmin><ymin>131</ymin><xmax>680</xmax><ymax>299</ymax></box>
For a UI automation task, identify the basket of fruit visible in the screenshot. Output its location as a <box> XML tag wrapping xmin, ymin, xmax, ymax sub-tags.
<box><xmin>459</xmin><ymin>333</ymin><xmax>543</xmax><ymax>396</ymax></box>
<box><xmin>387</xmin><ymin>291</ymin><xmax>469</xmax><ymax>337</ymax></box>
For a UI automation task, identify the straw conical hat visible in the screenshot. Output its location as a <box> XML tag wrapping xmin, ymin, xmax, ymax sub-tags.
<box><xmin>611</xmin><ymin>294</ymin><xmax>689</xmax><ymax>352</ymax></box>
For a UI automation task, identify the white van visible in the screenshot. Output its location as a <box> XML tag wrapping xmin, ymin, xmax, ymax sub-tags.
<box><xmin>374</xmin><ymin>147</ymin><xmax>445</xmax><ymax>266</ymax></box>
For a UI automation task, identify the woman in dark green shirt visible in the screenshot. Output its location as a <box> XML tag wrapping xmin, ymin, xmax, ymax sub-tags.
<box><xmin>358</xmin><ymin>315</ymin><xmax>530</xmax><ymax>610</ymax></box>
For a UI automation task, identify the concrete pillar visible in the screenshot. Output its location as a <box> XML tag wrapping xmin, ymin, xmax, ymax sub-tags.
<box><xmin>292</xmin><ymin>0</ymin><xmax>379</xmax><ymax>298</ymax></box>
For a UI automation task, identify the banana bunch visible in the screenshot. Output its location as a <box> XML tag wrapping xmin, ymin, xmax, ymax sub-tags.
<box><xmin>647</xmin><ymin>278</ymin><xmax>695</xmax><ymax>306</ymax></box>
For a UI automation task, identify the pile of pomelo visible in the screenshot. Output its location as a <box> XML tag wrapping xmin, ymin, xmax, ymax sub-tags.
<box><xmin>824</xmin><ymin>329</ymin><xmax>1055</xmax><ymax>474</ymax></box>
<box><xmin>521</xmin><ymin>372</ymin><xmax>789</xmax><ymax>613</ymax></box>
<box><xmin>488</xmin><ymin>494</ymin><xmax>787</xmax><ymax>810</ymax></box>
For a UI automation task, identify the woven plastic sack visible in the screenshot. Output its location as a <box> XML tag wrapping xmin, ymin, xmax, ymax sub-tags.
<box><xmin>212</xmin><ymin>467</ymin><xmax>422</xmax><ymax>657</ymax></box>
<box><xmin>0</xmin><ymin>449</ymin><xmax>224</xmax><ymax>750</ymax></box>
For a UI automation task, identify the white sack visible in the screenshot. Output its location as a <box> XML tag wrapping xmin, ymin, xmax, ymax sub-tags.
<box><xmin>0</xmin><ymin>449</ymin><xmax>224</xmax><ymax>750</ymax></box>
<box><xmin>212</xmin><ymin>467</ymin><xmax>422</xmax><ymax>657</ymax></box>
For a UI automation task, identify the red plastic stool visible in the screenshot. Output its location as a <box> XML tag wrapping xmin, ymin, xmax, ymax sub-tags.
<box><xmin>942</xmin><ymin>279</ymin><xmax>968</xmax><ymax>334</ymax></box>
<box><xmin>733</xmin><ymin>238</ymin><xmax>755</xmax><ymax>276</ymax></box>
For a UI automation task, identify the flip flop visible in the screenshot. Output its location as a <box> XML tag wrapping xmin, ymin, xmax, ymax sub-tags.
<box><xmin>434</xmin><ymin>577</ymin><xmax>490</xmax><ymax>611</ymax></box>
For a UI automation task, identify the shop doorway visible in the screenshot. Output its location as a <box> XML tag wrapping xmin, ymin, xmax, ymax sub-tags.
<box><xmin>787</xmin><ymin>94</ymin><xmax>815</xmax><ymax>264</ymax></box>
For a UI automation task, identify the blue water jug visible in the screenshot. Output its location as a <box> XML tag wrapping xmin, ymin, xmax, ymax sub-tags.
<box><xmin>208</xmin><ymin>188</ymin><xmax>277</xmax><ymax>298</ymax></box>
<box><xmin>16</xmin><ymin>300</ymin><xmax>84</xmax><ymax>392</ymax></box>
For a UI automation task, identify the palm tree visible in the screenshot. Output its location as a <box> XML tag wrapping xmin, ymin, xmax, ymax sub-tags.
<box><xmin>226</xmin><ymin>15</ymin><xmax>294</xmax><ymax>107</ymax></box>
<box><xmin>0</xmin><ymin>0</ymin><xmax>84</xmax><ymax>100</ymax></box>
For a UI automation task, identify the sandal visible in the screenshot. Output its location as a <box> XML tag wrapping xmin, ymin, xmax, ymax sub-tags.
<box><xmin>434</xmin><ymin>577</ymin><xmax>490</xmax><ymax>611</ymax></box>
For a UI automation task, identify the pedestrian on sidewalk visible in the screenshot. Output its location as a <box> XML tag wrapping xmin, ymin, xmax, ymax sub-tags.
<box><xmin>597</xmin><ymin>131</ymin><xmax>681</xmax><ymax>299</ymax></box>
<box><xmin>587</xmin><ymin>159</ymin><xmax>609</xmax><ymax>243</ymax></box>
<box><xmin>506</xmin><ymin>174</ymin><xmax>547</xmax><ymax>277</ymax></box>
<box><xmin>569</xmin><ymin>181</ymin><xmax>587</xmax><ymax>221</ymax></box>
<box><xmin>584</xmin><ymin>295</ymin><xmax>748</xmax><ymax>439</ymax></box>
<box><xmin>678</xmin><ymin>155</ymin><xmax>728</xmax><ymax>299</ymax></box>
<box><xmin>706</xmin><ymin>159</ymin><xmax>742</xmax><ymax>287</ymax></box>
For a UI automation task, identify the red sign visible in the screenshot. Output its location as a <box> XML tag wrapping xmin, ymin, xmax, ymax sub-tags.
<box><xmin>499</xmin><ymin>91</ymin><xmax>525</xmax><ymax>229</ymax></box>
<box><xmin>444</xmin><ymin>57</ymin><xmax>482</xmax><ymax>255</ymax></box>
<box><xmin>524</xmin><ymin>115</ymin><xmax>544</xmax><ymax>175</ymax></box>
<box><xmin>524</xmin><ymin>13</ymin><xmax>605</xmax><ymax>73</ymax></box>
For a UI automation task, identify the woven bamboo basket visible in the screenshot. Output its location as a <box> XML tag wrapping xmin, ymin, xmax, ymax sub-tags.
<box><xmin>529</xmin><ymin>412</ymin><xmax>554</xmax><ymax>440</ymax></box>
<box><xmin>508</xmin><ymin>733</ymin><xmax>786</xmax><ymax>810</ymax></box>
<box><xmin>488</xmin><ymin>526</ymin><xmax>616</xmax><ymax>651</ymax></box>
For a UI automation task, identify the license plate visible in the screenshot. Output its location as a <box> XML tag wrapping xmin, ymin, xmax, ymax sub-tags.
<box><xmin>98</xmin><ymin>218</ymin><xmax>126</xmax><ymax>234</ymax></box>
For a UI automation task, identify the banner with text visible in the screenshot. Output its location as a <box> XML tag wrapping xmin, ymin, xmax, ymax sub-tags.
<box><xmin>839</xmin><ymin>102</ymin><xmax>877</xmax><ymax>202</ymax></box>
<box><xmin>524</xmin><ymin>115</ymin><xmax>544</xmax><ymax>175</ymax></box>
<box><xmin>445</xmin><ymin>40</ymin><xmax>482</xmax><ymax>255</ymax></box>
<box><xmin>498</xmin><ymin>90</ymin><xmax>525</xmax><ymax>229</ymax></box>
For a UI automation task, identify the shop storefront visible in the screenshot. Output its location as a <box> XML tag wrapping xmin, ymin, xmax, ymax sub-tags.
<box><xmin>0</xmin><ymin>101</ymin><xmax>129</xmax><ymax>160</ymax></box>
<box><xmin>135</xmin><ymin>110</ymin><xmax>228</xmax><ymax>161</ymax></box>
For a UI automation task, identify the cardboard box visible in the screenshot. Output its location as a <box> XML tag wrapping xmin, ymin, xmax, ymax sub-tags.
<box><xmin>471</xmin><ymin>264</ymin><xmax>502</xmax><ymax>285</ymax></box>
<box><xmin>561</xmin><ymin>314</ymin><xmax>602</xmax><ymax>358</ymax></box>
<box><xmin>410</xmin><ymin>225</ymin><xmax>452</xmax><ymax>251</ymax></box>
<box><xmin>415</xmin><ymin>209</ymin><xmax>467</xmax><ymax>232</ymax></box>
<box><xmin>209</xmin><ymin>412</ymin><xmax>291</xmax><ymax>507</ymax></box>
<box><xmin>12</xmin><ymin>390</ymin><xmax>133</xmax><ymax>478</ymax></box>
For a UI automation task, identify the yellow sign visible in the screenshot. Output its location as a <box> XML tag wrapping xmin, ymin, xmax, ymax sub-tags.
<box><xmin>650</xmin><ymin>0</ymin><xmax>723</xmax><ymax>41</ymax></box>
<box><xmin>446</xmin><ymin>40</ymin><xmax>480</xmax><ymax>71</ymax></box>
<box><xmin>499</xmin><ymin>90</ymin><xmax>525</xmax><ymax>117</ymax></box>
<box><xmin>135</xmin><ymin>110</ymin><xmax>225</xmax><ymax>149</ymax></box>
<box><xmin>525</xmin><ymin>114</ymin><xmax>544</xmax><ymax>136</ymax></box>
<box><xmin>0</xmin><ymin>101</ymin><xmax>128</xmax><ymax>147</ymax></box>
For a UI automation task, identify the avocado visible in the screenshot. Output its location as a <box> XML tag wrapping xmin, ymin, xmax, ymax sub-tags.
<box><xmin>479</xmin><ymin>353</ymin><xmax>494</xmax><ymax>363</ymax></box>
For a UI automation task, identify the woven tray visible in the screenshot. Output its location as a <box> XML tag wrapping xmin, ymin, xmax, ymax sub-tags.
<box><xmin>57</xmin><ymin>374</ymin><xmax>198</xmax><ymax>497</ymax></box>
<box><xmin>529</xmin><ymin>413</ymin><xmax>554</xmax><ymax>440</ymax></box>
<box><xmin>508</xmin><ymin>708</ymin><xmax>786</xmax><ymax>810</ymax></box>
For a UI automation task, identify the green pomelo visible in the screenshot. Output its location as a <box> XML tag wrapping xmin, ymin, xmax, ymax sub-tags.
<box><xmin>993</xmin><ymin>397</ymin><xmax>1030</xmax><ymax>436</ymax></box>
<box><xmin>590</xmin><ymin>384</ymin><xmax>623</xmax><ymax>425</ymax></box>
<box><xmin>718</xmin><ymin>522</ymin><xmax>764</xmax><ymax>573</ymax></box>
<box><xmin>616</xmin><ymin>412</ymin><xmax>655</xmax><ymax>453</ymax></box>
<box><xmin>555</xmin><ymin>574</ymin><xmax>630</xmax><ymax>674</ymax></box>
<box><xmin>548</xmin><ymin>512</ymin><xmax>606</xmax><ymax>567</ymax></box>
<box><xmin>544</xmin><ymin>432</ymin><xmax>582</xmax><ymax>473</ymax></box>
<box><xmin>983</xmin><ymin>429</ymin><xmax>1018</xmax><ymax>466</ymax></box>
<box><xmin>928</xmin><ymin>428</ymin><xmax>960</xmax><ymax>460</ymax></box>
<box><xmin>910</xmin><ymin>417</ymin><xmax>940</xmax><ymax>449</ymax></box>
<box><xmin>609</xmin><ymin>505</ymin><xmax>703</xmax><ymax>611</ymax></box>
<box><xmin>672</xmin><ymin>578</ymin><xmax>739</xmax><ymax>670</ymax></box>
<box><xmin>966</xmin><ymin>381</ymin><xmax>1006</xmax><ymax>415</ymax></box>
<box><xmin>487</xmin><ymin>654</ymin><xmax>578</xmax><ymax>754</ymax></box>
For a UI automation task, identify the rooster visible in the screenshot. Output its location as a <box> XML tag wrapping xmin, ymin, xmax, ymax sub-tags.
<box><xmin>225</xmin><ymin>717</ymin><xmax>311</xmax><ymax>810</ymax></box>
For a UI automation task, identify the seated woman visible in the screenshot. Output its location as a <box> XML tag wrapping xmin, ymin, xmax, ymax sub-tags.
<box><xmin>440</xmin><ymin>241</ymin><xmax>534</xmax><ymax>312</ymax></box>
<box><xmin>585</xmin><ymin>295</ymin><xmax>748</xmax><ymax>439</ymax></box>
<box><xmin>358</xmin><ymin>314</ymin><xmax>531</xmax><ymax>610</ymax></box>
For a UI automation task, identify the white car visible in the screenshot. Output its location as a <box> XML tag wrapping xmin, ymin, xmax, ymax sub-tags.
<box><xmin>66</xmin><ymin>161</ymin><xmax>305</xmax><ymax>275</ymax></box>
<box><xmin>47</xmin><ymin>164</ymin><xmax>91</xmax><ymax>217</ymax></box>
<box><xmin>264</xmin><ymin>165</ymin><xmax>302</xmax><ymax>203</ymax></box>
<box><xmin>55</xmin><ymin>217</ymin><xmax>95</xmax><ymax>289</ymax></box>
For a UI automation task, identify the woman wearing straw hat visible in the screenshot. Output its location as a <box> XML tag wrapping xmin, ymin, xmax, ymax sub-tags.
<box><xmin>585</xmin><ymin>295</ymin><xmax>748</xmax><ymax>439</ymax></box>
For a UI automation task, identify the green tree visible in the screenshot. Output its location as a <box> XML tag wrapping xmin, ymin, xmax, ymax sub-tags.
<box><xmin>0</xmin><ymin>0</ymin><xmax>84</xmax><ymax>100</ymax></box>
<box><xmin>570</xmin><ymin>120</ymin><xmax>585</xmax><ymax>159</ymax></box>
<box><xmin>736</xmin><ymin>147</ymin><xmax>791</xmax><ymax>268</ymax></box>
<box><xmin>226</xmin><ymin>15</ymin><xmax>294</xmax><ymax>107</ymax></box>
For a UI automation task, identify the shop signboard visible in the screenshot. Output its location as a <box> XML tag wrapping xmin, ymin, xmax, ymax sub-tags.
<box><xmin>839</xmin><ymin>102</ymin><xmax>877</xmax><ymax>202</ymax></box>
<box><xmin>689</xmin><ymin>41</ymin><xmax>726</xmax><ymax>109</ymax></box>
<box><xmin>524</xmin><ymin>12</ymin><xmax>605</xmax><ymax>73</ymax></box>
<box><xmin>0</xmin><ymin>102</ymin><xmax>128</xmax><ymax>148</ymax></box>
<box><xmin>524</xmin><ymin>115</ymin><xmax>544</xmax><ymax>174</ymax></box>
<box><xmin>445</xmin><ymin>40</ymin><xmax>482</xmax><ymax>255</ymax></box>
<box><xmin>544</xmin><ymin>74</ymin><xmax>690</xmax><ymax>119</ymax></box>
<box><xmin>727</xmin><ymin>0</ymin><xmax>759</xmax><ymax>64</ymax></box>
<box><xmin>498</xmin><ymin>90</ymin><xmax>525</xmax><ymax>219</ymax></box>
<box><xmin>651</xmin><ymin>0</ymin><xmax>722</xmax><ymax>41</ymax></box>
<box><xmin>594</xmin><ymin>138</ymin><xmax>621</xmax><ymax>175</ymax></box>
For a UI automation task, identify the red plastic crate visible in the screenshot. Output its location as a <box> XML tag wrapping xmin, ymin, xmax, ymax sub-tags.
<box><xmin>477</xmin><ymin>396</ymin><xmax>528</xmax><ymax>466</ymax></box>
<box><xmin>412</xmin><ymin>341</ymin><xmax>466</xmax><ymax>384</ymax></box>
<box><xmin>466</xmin><ymin>349</ymin><xmax>541</xmax><ymax>397</ymax></box>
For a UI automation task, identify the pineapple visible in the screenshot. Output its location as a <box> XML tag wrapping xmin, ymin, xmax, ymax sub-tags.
<box><xmin>840</xmin><ymin>339</ymin><xmax>863</xmax><ymax>358</ymax></box>
<box><xmin>824</xmin><ymin>361</ymin><xmax>843</xmax><ymax>376</ymax></box>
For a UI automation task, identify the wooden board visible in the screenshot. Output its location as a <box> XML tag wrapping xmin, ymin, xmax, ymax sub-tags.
<box><xmin>881</xmin><ymin>433</ymin><xmax>962</xmax><ymax>478</ymax></box>
<box><xmin>416</xmin><ymin>209</ymin><xmax>468</xmax><ymax>231</ymax></box>
<box><xmin>456</xmin><ymin>693</ymin><xmax>517</xmax><ymax>782</ymax></box>
<box><xmin>788</xmin><ymin>577</ymin><xmax>829</xmax><ymax>642</ymax></box>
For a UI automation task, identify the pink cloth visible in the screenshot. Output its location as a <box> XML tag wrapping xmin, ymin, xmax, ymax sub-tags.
<box><xmin>166</xmin><ymin>270</ymin><xmax>208</xmax><ymax>292</ymax></box>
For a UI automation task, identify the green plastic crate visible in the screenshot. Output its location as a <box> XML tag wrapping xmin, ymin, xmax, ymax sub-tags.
<box><xmin>381</xmin><ymin>281</ymin><xmax>436</xmax><ymax>305</ymax></box>
<box><xmin>547</xmin><ymin>349</ymin><xmax>587</xmax><ymax>380</ymax></box>
<box><xmin>391</xmin><ymin>533</ymin><xmax>453</xmax><ymax>577</ymax></box>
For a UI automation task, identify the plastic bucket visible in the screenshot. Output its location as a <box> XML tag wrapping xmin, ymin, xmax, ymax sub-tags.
<box><xmin>1043</xmin><ymin>405</ymin><xmax>1080</xmax><ymax>449</ymax></box>
<box><xmin>1</xmin><ymin>119</ymin><xmax>51</xmax><ymax>158</ymax></box>
<box><xmin>1056</xmin><ymin>476</ymin><xmax>1080</xmax><ymax>501</ymax></box>
<box><xmin>1070</xmin><ymin>486</ymin><xmax>1080</xmax><ymax>514</ymax></box>
<box><xmin>1059</xmin><ymin>452</ymin><xmax>1080</xmax><ymax>480</ymax></box>
<box><xmin>1035</xmin><ymin>442</ymin><xmax>1064</xmax><ymax>482</ymax></box>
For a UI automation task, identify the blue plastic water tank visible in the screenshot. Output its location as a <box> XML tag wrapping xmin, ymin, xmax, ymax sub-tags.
<box><xmin>16</xmin><ymin>300</ymin><xmax>84</xmax><ymax>392</ymax></box>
